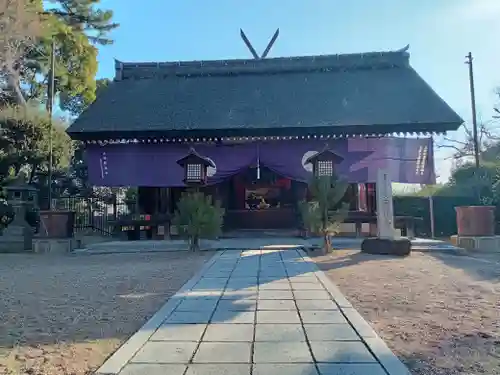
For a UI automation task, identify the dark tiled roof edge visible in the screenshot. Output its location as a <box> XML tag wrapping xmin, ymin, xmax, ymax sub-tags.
<box><xmin>114</xmin><ymin>49</ymin><xmax>410</xmax><ymax>81</ymax></box>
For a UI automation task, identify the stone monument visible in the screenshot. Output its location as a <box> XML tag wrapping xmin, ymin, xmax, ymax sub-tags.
<box><xmin>361</xmin><ymin>169</ymin><xmax>411</xmax><ymax>256</ymax></box>
<box><xmin>376</xmin><ymin>168</ymin><xmax>396</xmax><ymax>239</ymax></box>
<box><xmin>0</xmin><ymin>172</ymin><xmax>37</xmax><ymax>252</ymax></box>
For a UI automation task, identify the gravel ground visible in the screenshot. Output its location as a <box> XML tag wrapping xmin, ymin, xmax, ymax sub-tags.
<box><xmin>0</xmin><ymin>251</ymin><xmax>214</xmax><ymax>375</ymax></box>
<box><xmin>313</xmin><ymin>250</ymin><xmax>500</xmax><ymax>375</ymax></box>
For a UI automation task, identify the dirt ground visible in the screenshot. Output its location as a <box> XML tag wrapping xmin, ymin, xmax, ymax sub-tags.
<box><xmin>313</xmin><ymin>250</ymin><xmax>500</xmax><ymax>375</ymax></box>
<box><xmin>0</xmin><ymin>251</ymin><xmax>213</xmax><ymax>375</ymax></box>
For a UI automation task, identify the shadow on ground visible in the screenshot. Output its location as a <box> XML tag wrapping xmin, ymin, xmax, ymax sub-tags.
<box><xmin>4</xmin><ymin>246</ymin><xmax>497</xmax><ymax>375</ymax></box>
<box><xmin>428</xmin><ymin>252</ymin><xmax>500</xmax><ymax>282</ymax></box>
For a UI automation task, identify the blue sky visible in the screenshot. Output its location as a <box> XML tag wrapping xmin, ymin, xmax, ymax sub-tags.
<box><xmin>96</xmin><ymin>0</ymin><xmax>500</xmax><ymax>183</ymax></box>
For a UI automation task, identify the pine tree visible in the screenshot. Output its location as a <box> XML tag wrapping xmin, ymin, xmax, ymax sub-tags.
<box><xmin>300</xmin><ymin>174</ymin><xmax>349</xmax><ymax>253</ymax></box>
<box><xmin>172</xmin><ymin>192</ymin><xmax>225</xmax><ymax>251</ymax></box>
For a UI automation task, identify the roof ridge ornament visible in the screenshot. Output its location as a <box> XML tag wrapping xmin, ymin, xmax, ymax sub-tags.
<box><xmin>395</xmin><ymin>44</ymin><xmax>410</xmax><ymax>53</ymax></box>
<box><xmin>240</xmin><ymin>28</ymin><xmax>280</xmax><ymax>60</ymax></box>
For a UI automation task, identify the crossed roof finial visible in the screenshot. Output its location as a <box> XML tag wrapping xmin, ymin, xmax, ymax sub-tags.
<box><xmin>240</xmin><ymin>28</ymin><xmax>280</xmax><ymax>60</ymax></box>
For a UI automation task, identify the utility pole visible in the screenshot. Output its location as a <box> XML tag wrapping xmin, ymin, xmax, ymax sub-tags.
<box><xmin>465</xmin><ymin>52</ymin><xmax>480</xmax><ymax>168</ymax></box>
<box><xmin>46</xmin><ymin>39</ymin><xmax>55</xmax><ymax>210</ymax></box>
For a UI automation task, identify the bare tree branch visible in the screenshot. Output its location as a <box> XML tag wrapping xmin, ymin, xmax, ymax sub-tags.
<box><xmin>436</xmin><ymin>120</ymin><xmax>499</xmax><ymax>163</ymax></box>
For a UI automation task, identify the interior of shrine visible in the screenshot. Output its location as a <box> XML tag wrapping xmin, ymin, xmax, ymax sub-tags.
<box><xmin>135</xmin><ymin>166</ymin><xmax>377</xmax><ymax>233</ymax></box>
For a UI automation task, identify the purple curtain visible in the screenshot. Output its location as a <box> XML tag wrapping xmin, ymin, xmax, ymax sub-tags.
<box><xmin>86</xmin><ymin>137</ymin><xmax>435</xmax><ymax>187</ymax></box>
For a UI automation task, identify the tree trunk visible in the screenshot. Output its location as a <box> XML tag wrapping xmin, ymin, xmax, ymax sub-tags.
<box><xmin>321</xmin><ymin>208</ymin><xmax>330</xmax><ymax>254</ymax></box>
<box><xmin>28</xmin><ymin>163</ymin><xmax>38</xmax><ymax>184</ymax></box>
<box><xmin>190</xmin><ymin>235</ymin><xmax>200</xmax><ymax>252</ymax></box>
<box><xmin>322</xmin><ymin>231</ymin><xmax>331</xmax><ymax>254</ymax></box>
<box><xmin>6</xmin><ymin>72</ymin><xmax>27</xmax><ymax>107</ymax></box>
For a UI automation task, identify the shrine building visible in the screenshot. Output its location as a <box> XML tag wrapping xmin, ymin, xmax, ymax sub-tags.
<box><xmin>66</xmin><ymin>47</ymin><xmax>463</xmax><ymax>235</ymax></box>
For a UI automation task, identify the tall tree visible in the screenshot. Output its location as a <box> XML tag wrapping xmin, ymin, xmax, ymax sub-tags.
<box><xmin>0</xmin><ymin>0</ymin><xmax>43</xmax><ymax>106</ymax></box>
<box><xmin>44</xmin><ymin>0</ymin><xmax>118</xmax><ymax>45</ymax></box>
<box><xmin>1</xmin><ymin>0</ymin><xmax>118</xmax><ymax>110</ymax></box>
<box><xmin>37</xmin><ymin>0</ymin><xmax>118</xmax><ymax>113</ymax></box>
<box><xmin>0</xmin><ymin>105</ymin><xmax>72</xmax><ymax>178</ymax></box>
<box><xmin>59</xmin><ymin>77</ymin><xmax>110</xmax><ymax>116</ymax></box>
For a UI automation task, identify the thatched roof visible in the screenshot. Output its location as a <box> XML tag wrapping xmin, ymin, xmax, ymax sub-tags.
<box><xmin>67</xmin><ymin>49</ymin><xmax>463</xmax><ymax>140</ymax></box>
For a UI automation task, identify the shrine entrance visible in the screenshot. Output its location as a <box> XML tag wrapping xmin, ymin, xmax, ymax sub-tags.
<box><xmin>222</xmin><ymin>166</ymin><xmax>304</xmax><ymax>230</ymax></box>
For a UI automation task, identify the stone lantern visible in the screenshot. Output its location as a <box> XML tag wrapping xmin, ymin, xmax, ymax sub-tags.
<box><xmin>176</xmin><ymin>148</ymin><xmax>215</xmax><ymax>186</ymax></box>
<box><xmin>305</xmin><ymin>148</ymin><xmax>344</xmax><ymax>177</ymax></box>
<box><xmin>4</xmin><ymin>172</ymin><xmax>38</xmax><ymax>217</ymax></box>
<box><xmin>0</xmin><ymin>172</ymin><xmax>37</xmax><ymax>252</ymax></box>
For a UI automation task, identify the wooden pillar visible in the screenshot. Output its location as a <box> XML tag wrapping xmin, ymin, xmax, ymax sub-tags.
<box><xmin>366</xmin><ymin>183</ymin><xmax>377</xmax><ymax>235</ymax></box>
<box><xmin>357</xmin><ymin>183</ymin><xmax>367</xmax><ymax>211</ymax></box>
<box><xmin>366</xmin><ymin>183</ymin><xmax>377</xmax><ymax>214</ymax></box>
<box><xmin>348</xmin><ymin>183</ymin><xmax>358</xmax><ymax>211</ymax></box>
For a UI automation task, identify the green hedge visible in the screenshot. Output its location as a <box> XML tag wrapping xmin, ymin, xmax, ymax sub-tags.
<box><xmin>393</xmin><ymin>196</ymin><xmax>478</xmax><ymax>237</ymax></box>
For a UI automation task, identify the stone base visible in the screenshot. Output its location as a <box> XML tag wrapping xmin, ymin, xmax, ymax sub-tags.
<box><xmin>451</xmin><ymin>235</ymin><xmax>500</xmax><ymax>253</ymax></box>
<box><xmin>361</xmin><ymin>237</ymin><xmax>412</xmax><ymax>256</ymax></box>
<box><xmin>0</xmin><ymin>224</ymin><xmax>33</xmax><ymax>252</ymax></box>
<box><xmin>0</xmin><ymin>239</ymin><xmax>32</xmax><ymax>253</ymax></box>
<box><xmin>74</xmin><ymin>233</ymin><xmax>114</xmax><ymax>249</ymax></box>
<box><xmin>33</xmin><ymin>238</ymin><xmax>77</xmax><ymax>254</ymax></box>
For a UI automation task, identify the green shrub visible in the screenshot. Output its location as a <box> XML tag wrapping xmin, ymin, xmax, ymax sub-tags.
<box><xmin>25</xmin><ymin>206</ymin><xmax>40</xmax><ymax>233</ymax></box>
<box><xmin>0</xmin><ymin>199</ymin><xmax>14</xmax><ymax>234</ymax></box>
<box><xmin>172</xmin><ymin>191</ymin><xmax>224</xmax><ymax>251</ymax></box>
<box><xmin>300</xmin><ymin>174</ymin><xmax>349</xmax><ymax>253</ymax></box>
<box><xmin>299</xmin><ymin>200</ymin><xmax>322</xmax><ymax>235</ymax></box>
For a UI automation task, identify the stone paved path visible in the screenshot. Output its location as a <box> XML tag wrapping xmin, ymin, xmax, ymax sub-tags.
<box><xmin>97</xmin><ymin>249</ymin><xmax>410</xmax><ymax>375</ymax></box>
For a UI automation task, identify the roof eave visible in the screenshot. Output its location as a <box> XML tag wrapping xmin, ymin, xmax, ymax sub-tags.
<box><xmin>67</xmin><ymin>121</ymin><xmax>463</xmax><ymax>141</ymax></box>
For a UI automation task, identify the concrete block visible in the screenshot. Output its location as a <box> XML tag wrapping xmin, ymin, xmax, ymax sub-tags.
<box><xmin>255</xmin><ymin>324</ymin><xmax>305</xmax><ymax>342</ymax></box>
<box><xmin>150</xmin><ymin>324</ymin><xmax>206</xmax><ymax>342</ymax></box>
<box><xmin>202</xmin><ymin>324</ymin><xmax>254</xmax><ymax>342</ymax></box>
<box><xmin>257</xmin><ymin>310</ymin><xmax>300</xmax><ymax>324</ymax></box>
<box><xmin>293</xmin><ymin>290</ymin><xmax>331</xmax><ymax>300</ymax></box>
<box><xmin>258</xmin><ymin>290</ymin><xmax>294</xmax><ymax>300</ymax></box>
<box><xmin>457</xmin><ymin>235</ymin><xmax>500</xmax><ymax>253</ymax></box>
<box><xmin>193</xmin><ymin>342</ymin><xmax>252</xmax><ymax>363</ymax></box>
<box><xmin>253</xmin><ymin>364</ymin><xmax>318</xmax><ymax>375</ymax></box>
<box><xmin>216</xmin><ymin>299</ymin><xmax>256</xmax><ymax>311</ymax></box>
<box><xmin>119</xmin><ymin>364</ymin><xmax>187</xmax><ymax>375</ymax></box>
<box><xmin>317</xmin><ymin>364</ymin><xmax>387</xmax><ymax>375</ymax></box>
<box><xmin>211</xmin><ymin>310</ymin><xmax>255</xmax><ymax>324</ymax></box>
<box><xmin>303</xmin><ymin>324</ymin><xmax>360</xmax><ymax>341</ymax></box>
<box><xmin>131</xmin><ymin>341</ymin><xmax>198</xmax><ymax>364</ymax></box>
<box><xmin>291</xmin><ymin>282</ymin><xmax>324</xmax><ymax>290</ymax></box>
<box><xmin>300</xmin><ymin>310</ymin><xmax>347</xmax><ymax>324</ymax></box>
<box><xmin>295</xmin><ymin>299</ymin><xmax>338</xmax><ymax>311</ymax></box>
<box><xmin>165</xmin><ymin>311</ymin><xmax>213</xmax><ymax>324</ymax></box>
<box><xmin>257</xmin><ymin>299</ymin><xmax>296</xmax><ymax>310</ymax></box>
<box><xmin>309</xmin><ymin>341</ymin><xmax>377</xmax><ymax>363</ymax></box>
<box><xmin>175</xmin><ymin>298</ymin><xmax>219</xmax><ymax>312</ymax></box>
<box><xmin>185</xmin><ymin>364</ymin><xmax>251</xmax><ymax>375</ymax></box>
<box><xmin>253</xmin><ymin>342</ymin><xmax>313</xmax><ymax>363</ymax></box>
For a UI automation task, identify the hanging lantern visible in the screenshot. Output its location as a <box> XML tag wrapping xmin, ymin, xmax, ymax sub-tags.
<box><xmin>176</xmin><ymin>147</ymin><xmax>215</xmax><ymax>186</ymax></box>
<box><xmin>305</xmin><ymin>148</ymin><xmax>344</xmax><ymax>177</ymax></box>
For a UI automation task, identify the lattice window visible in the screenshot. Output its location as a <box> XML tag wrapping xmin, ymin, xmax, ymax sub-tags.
<box><xmin>317</xmin><ymin>160</ymin><xmax>333</xmax><ymax>176</ymax></box>
<box><xmin>186</xmin><ymin>164</ymin><xmax>202</xmax><ymax>181</ymax></box>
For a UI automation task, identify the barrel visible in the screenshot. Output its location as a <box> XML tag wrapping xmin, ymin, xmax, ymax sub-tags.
<box><xmin>455</xmin><ymin>206</ymin><xmax>495</xmax><ymax>236</ymax></box>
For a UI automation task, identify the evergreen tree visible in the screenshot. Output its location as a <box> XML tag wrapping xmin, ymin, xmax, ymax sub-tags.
<box><xmin>173</xmin><ymin>192</ymin><xmax>225</xmax><ymax>251</ymax></box>
<box><xmin>300</xmin><ymin>174</ymin><xmax>349</xmax><ymax>253</ymax></box>
<box><xmin>1</xmin><ymin>0</ymin><xmax>118</xmax><ymax>110</ymax></box>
